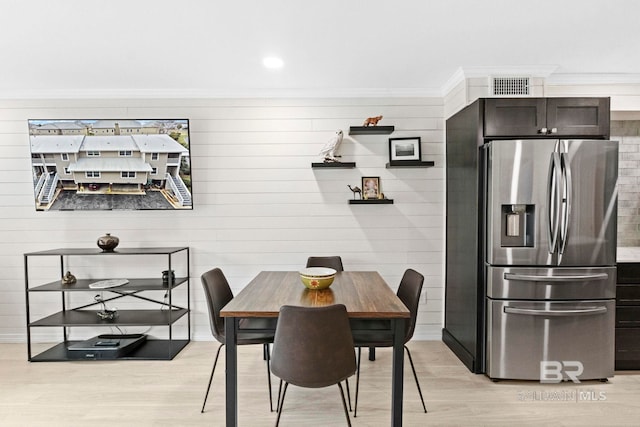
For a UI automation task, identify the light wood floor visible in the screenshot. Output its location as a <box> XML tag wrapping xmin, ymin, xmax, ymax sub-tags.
<box><xmin>1</xmin><ymin>341</ymin><xmax>639</xmax><ymax>426</ymax></box>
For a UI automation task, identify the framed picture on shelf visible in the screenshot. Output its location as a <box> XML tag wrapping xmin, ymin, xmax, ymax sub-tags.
<box><xmin>389</xmin><ymin>136</ymin><xmax>421</xmax><ymax>163</ymax></box>
<box><xmin>362</xmin><ymin>176</ymin><xmax>380</xmax><ymax>200</ymax></box>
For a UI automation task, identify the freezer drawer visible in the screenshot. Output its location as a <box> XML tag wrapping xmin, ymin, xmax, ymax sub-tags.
<box><xmin>487</xmin><ymin>299</ymin><xmax>614</xmax><ymax>380</ymax></box>
<box><xmin>486</xmin><ymin>266</ymin><xmax>616</xmax><ymax>300</ymax></box>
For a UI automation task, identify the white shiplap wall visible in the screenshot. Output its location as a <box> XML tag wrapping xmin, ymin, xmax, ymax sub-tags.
<box><xmin>0</xmin><ymin>97</ymin><xmax>445</xmax><ymax>343</ymax></box>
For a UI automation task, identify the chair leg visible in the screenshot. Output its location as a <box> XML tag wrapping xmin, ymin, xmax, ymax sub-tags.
<box><xmin>265</xmin><ymin>343</ymin><xmax>274</xmax><ymax>412</ymax></box>
<box><xmin>201</xmin><ymin>343</ymin><xmax>224</xmax><ymax>413</ymax></box>
<box><xmin>276</xmin><ymin>379</ymin><xmax>283</xmax><ymax>412</ymax></box>
<box><xmin>405</xmin><ymin>345</ymin><xmax>427</xmax><ymax>413</ymax></box>
<box><xmin>344</xmin><ymin>378</ymin><xmax>352</xmax><ymax>411</ymax></box>
<box><xmin>275</xmin><ymin>381</ymin><xmax>289</xmax><ymax>427</ymax></box>
<box><xmin>337</xmin><ymin>382</ymin><xmax>352</xmax><ymax>427</ymax></box>
<box><xmin>354</xmin><ymin>347</ymin><xmax>362</xmax><ymax>417</ymax></box>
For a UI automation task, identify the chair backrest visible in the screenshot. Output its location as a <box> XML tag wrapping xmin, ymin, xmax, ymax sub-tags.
<box><xmin>200</xmin><ymin>268</ymin><xmax>234</xmax><ymax>344</ymax></box>
<box><xmin>396</xmin><ymin>268</ymin><xmax>425</xmax><ymax>343</ymax></box>
<box><xmin>271</xmin><ymin>304</ymin><xmax>356</xmax><ymax>388</ymax></box>
<box><xmin>305</xmin><ymin>256</ymin><xmax>344</xmax><ymax>272</ymax></box>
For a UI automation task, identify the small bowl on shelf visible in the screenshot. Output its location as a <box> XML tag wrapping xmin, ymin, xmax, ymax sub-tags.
<box><xmin>299</xmin><ymin>267</ymin><xmax>337</xmax><ymax>290</ymax></box>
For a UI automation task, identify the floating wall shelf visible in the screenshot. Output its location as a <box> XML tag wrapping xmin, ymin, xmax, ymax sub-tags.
<box><xmin>386</xmin><ymin>160</ymin><xmax>435</xmax><ymax>168</ymax></box>
<box><xmin>349</xmin><ymin>126</ymin><xmax>395</xmax><ymax>135</ymax></box>
<box><xmin>349</xmin><ymin>199</ymin><xmax>394</xmax><ymax>205</ymax></box>
<box><xmin>311</xmin><ymin>162</ymin><xmax>356</xmax><ymax>168</ymax></box>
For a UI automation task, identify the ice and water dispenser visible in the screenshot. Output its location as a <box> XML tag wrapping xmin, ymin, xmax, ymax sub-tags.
<box><xmin>501</xmin><ymin>204</ymin><xmax>534</xmax><ymax>247</ymax></box>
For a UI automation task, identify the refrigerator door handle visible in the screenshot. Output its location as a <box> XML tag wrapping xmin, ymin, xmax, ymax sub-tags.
<box><xmin>547</xmin><ymin>152</ymin><xmax>562</xmax><ymax>254</ymax></box>
<box><xmin>504</xmin><ymin>272</ymin><xmax>609</xmax><ymax>282</ymax></box>
<box><xmin>559</xmin><ymin>151</ymin><xmax>572</xmax><ymax>255</ymax></box>
<box><xmin>504</xmin><ymin>306</ymin><xmax>607</xmax><ymax>316</ymax></box>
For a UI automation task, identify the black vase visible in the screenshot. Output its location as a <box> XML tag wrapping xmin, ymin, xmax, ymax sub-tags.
<box><xmin>97</xmin><ymin>233</ymin><xmax>119</xmax><ymax>252</ymax></box>
<box><xmin>162</xmin><ymin>270</ymin><xmax>176</xmax><ymax>287</ymax></box>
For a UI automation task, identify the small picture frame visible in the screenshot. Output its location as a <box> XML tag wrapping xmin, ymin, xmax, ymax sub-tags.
<box><xmin>361</xmin><ymin>176</ymin><xmax>380</xmax><ymax>200</ymax></box>
<box><xmin>389</xmin><ymin>137</ymin><xmax>421</xmax><ymax>163</ymax></box>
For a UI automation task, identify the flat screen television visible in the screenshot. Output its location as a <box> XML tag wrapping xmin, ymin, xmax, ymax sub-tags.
<box><xmin>28</xmin><ymin>119</ymin><xmax>192</xmax><ymax>211</ymax></box>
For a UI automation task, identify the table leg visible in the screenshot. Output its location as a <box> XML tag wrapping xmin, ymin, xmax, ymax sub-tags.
<box><xmin>391</xmin><ymin>318</ymin><xmax>404</xmax><ymax>426</ymax></box>
<box><xmin>225</xmin><ymin>317</ymin><xmax>238</xmax><ymax>427</ymax></box>
<box><xmin>368</xmin><ymin>347</ymin><xmax>376</xmax><ymax>361</ymax></box>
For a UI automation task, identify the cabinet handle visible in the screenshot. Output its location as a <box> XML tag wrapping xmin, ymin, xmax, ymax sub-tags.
<box><xmin>550</xmin><ymin>127</ymin><xmax>558</xmax><ymax>134</ymax></box>
<box><xmin>539</xmin><ymin>127</ymin><xmax>548</xmax><ymax>134</ymax></box>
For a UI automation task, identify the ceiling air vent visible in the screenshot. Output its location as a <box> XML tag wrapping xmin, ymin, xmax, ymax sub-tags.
<box><xmin>491</xmin><ymin>77</ymin><xmax>530</xmax><ymax>96</ymax></box>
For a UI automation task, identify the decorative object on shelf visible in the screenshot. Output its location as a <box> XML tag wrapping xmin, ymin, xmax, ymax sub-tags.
<box><xmin>348</xmin><ymin>184</ymin><xmax>362</xmax><ymax>200</ymax></box>
<box><xmin>61</xmin><ymin>271</ymin><xmax>76</xmax><ymax>285</ymax></box>
<box><xmin>162</xmin><ymin>270</ymin><xmax>176</xmax><ymax>287</ymax></box>
<box><xmin>389</xmin><ymin>136</ymin><xmax>422</xmax><ymax>164</ymax></box>
<box><xmin>298</xmin><ymin>267</ymin><xmax>337</xmax><ymax>290</ymax></box>
<box><xmin>363</xmin><ymin>115</ymin><xmax>383</xmax><ymax>126</ymax></box>
<box><xmin>97</xmin><ymin>233</ymin><xmax>119</xmax><ymax>252</ymax></box>
<box><xmin>319</xmin><ymin>129</ymin><xmax>344</xmax><ymax>163</ymax></box>
<box><xmin>362</xmin><ymin>176</ymin><xmax>380</xmax><ymax>200</ymax></box>
<box><xmin>94</xmin><ymin>295</ymin><xmax>118</xmax><ymax>321</ymax></box>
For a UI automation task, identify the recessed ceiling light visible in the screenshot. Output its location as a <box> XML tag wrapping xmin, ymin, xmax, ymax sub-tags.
<box><xmin>263</xmin><ymin>57</ymin><xmax>284</xmax><ymax>69</ymax></box>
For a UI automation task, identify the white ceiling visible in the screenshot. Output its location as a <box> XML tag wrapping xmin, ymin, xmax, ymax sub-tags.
<box><xmin>3</xmin><ymin>0</ymin><xmax>640</xmax><ymax>98</ymax></box>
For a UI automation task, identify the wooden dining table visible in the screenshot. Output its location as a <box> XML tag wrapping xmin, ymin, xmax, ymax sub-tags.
<box><xmin>220</xmin><ymin>270</ymin><xmax>410</xmax><ymax>426</ymax></box>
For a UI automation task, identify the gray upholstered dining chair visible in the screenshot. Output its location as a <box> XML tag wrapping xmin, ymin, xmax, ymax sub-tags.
<box><xmin>200</xmin><ymin>268</ymin><xmax>276</xmax><ymax>413</ymax></box>
<box><xmin>351</xmin><ymin>268</ymin><xmax>427</xmax><ymax>417</ymax></box>
<box><xmin>305</xmin><ymin>255</ymin><xmax>355</xmax><ymax>409</ymax></box>
<box><xmin>306</xmin><ymin>256</ymin><xmax>344</xmax><ymax>272</ymax></box>
<box><xmin>271</xmin><ymin>304</ymin><xmax>356</xmax><ymax>426</ymax></box>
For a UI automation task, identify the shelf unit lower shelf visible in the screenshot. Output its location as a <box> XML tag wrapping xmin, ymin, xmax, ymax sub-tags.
<box><xmin>30</xmin><ymin>339</ymin><xmax>190</xmax><ymax>362</ymax></box>
<box><xmin>30</xmin><ymin>309</ymin><xmax>189</xmax><ymax>326</ymax></box>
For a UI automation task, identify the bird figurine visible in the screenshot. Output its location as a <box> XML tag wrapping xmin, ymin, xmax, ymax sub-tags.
<box><xmin>319</xmin><ymin>129</ymin><xmax>344</xmax><ymax>163</ymax></box>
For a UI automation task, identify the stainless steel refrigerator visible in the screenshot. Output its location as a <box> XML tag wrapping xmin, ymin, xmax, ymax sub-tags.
<box><xmin>484</xmin><ymin>139</ymin><xmax>618</xmax><ymax>380</ymax></box>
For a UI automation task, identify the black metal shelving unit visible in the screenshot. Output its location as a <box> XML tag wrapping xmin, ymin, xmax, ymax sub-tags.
<box><xmin>24</xmin><ymin>247</ymin><xmax>190</xmax><ymax>362</ymax></box>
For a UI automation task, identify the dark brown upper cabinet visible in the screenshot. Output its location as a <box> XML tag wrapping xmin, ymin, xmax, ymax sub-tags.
<box><xmin>484</xmin><ymin>97</ymin><xmax>610</xmax><ymax>138</ymax></box>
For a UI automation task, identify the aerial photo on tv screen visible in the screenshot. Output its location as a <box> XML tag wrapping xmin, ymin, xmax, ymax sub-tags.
<box><xmin>29</xmin><ymin>119</ymin><xmax>192</xmax><ymax>211</ymax></box>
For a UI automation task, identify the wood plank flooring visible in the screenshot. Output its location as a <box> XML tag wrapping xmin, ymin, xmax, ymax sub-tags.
<box><xmin>1</xmin><ymin>341</ymin><xmax>639</xmax><ymax>426</ymax></box>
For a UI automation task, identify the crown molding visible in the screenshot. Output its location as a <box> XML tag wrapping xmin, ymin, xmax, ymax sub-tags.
<box><xmin>0</xmin><ymin>86</ymin><xmax>442</xmax><ymax>100</ymax></box>
<box><xmin>439</xmin><ymin>67</ymin><xmax>467</xmax><ymax>97</ymax></box>
<box><xmin>459</xmin><ymin>65</ymin><xmax>558</xmax><ymax>78</ymax></box>
<box><xmin>546</xmin><ymin>73</ymin><xmax>640</xmax><ymax>85</ymax></box>
<box><xmin>5</xmin><ymin>69</ymin><xmax>638</xmax><ymax>100</ymax></box>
